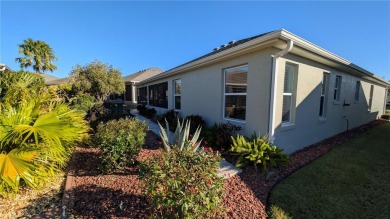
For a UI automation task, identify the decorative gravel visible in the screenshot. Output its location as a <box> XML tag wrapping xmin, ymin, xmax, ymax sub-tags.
<box><xmin>67</xmin><ymin>120</ymin><xmax>387</xmax><ymax>218</ymax></box>
<box><xmin>0</xmin><ymin>174</ymin><xmax>65</xmax><ymax>218</ymax></box>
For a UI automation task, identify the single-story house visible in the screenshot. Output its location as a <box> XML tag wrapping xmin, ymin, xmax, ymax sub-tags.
<box><xmin>122</xmin><ymin>67</ymin><xmax>163</xmax><ymax>104</ymax></box>
<box><xmin>46</xmin><ymin>67</ymin><xmax>163</xmax><ymax>105</ymax></box>
<box><xmin>137</xmin><ymin>29</ymin><xmax>390</xmax><ymax>153</ymax></box>
<box><xmin>0</xmin><ymin>63</ymin><xmax>13</xmax><ymax>72</ymax></box>
<box><xmin>46</xmin><ymin>77</ymin><xmax>70</xmax><ymax>85</ymax></box>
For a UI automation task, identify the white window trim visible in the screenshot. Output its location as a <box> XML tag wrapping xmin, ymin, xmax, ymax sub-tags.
<box><xmin>368</xmin><ymin>84</ymin><xmax>374</xmax><ymax>111</ymax></box>
<box><xmin>319</xmin><ymin>72</ymin><xmax>330</xmax><ymax>119</ymax></box>
<box><xmin>354</xmin><ymin>81</ymin><xmax>361</xmax><ymax>103</ymax></box>
<box><xmin>281</xmin><ymin>63</ymin><xmax>297</xmax><ymax>126</ymax></box>
<box><xmin>173</xmin><ymin>79</ymin><xmax>181</xmax><ymax>111</ymax></box>
<box><xmin>333</xmin><ymin>75</ymin><xmax>342</xmax><ymax>102</ymax></box>
<box><xmin>222</xmin><ymin>65</ymin><xmax>248</xmax><ymax>123</ymax></box>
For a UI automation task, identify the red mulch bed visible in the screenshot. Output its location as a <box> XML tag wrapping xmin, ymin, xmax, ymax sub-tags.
<box><xmin>68</xmin><ymin>120</ymin><xmax>387</xmax><ymax>218</ymax></box>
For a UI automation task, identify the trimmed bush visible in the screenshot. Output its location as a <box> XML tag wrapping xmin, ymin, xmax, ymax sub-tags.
<box><xmin>184</xmin><ymin>114</ymin><xmax>206</xmax><ymax>134</ymax></box>
<box><xmin>140</xmin><ymin>147</ymin><xmax>224</xmax><ymax>218</ymax></box>
<box><xmin>230</xmin><ymin>133</ymin><xmax>288</xmax><ymax>173</ymax></box>
<box><xmin>94</xmin><ymin>118</ymin><xmax>147</xmax><ymax>172</ymax></box>
<box><xmin>140</xmin><ymin>119</ymin><xmax>224</xmax><ymax>218</ymax></box>
<box><xmin>158</xmin><ymin>109</ymin><xmax>180</xmax><ymax>132</ymax></box>
<box><xmin>215</xmin><ymin>122</ymin><xmax>241</xmax><ymax>150</ymax></box>
<box><xmin>137</xmin><ymin>104</ymin><xmax>156</xmax><ymax>118</ymax></box>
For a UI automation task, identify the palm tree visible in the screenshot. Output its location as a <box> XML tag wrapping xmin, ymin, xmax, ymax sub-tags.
<box><xmin>15</xmin><ymin>38</ymin><xmax>58</xmax><ymax>74</ymax></box>
<box><xmin>0</xmin><ymin>71</ymin><xmax>89</xmax><ymax>197</ymax></box>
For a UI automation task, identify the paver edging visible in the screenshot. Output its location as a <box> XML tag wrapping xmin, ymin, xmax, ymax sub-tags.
<box><xmin>61</xmin><ymin>152</ymin><xmax>77</xmax><ymax>218</ymax></box>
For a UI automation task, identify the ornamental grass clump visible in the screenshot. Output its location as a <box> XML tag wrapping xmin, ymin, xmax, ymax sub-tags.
<box><xmin>93</xmin><ymin>118</ymin><xmax>147</xmax><ymax>173</ymax></box>
<box><xmin>139</xmin><ymin>119</ymin><xmax>224</xmax><ymax>218</ymax></box>
<box><xmin>230</xmin><ymin>133</ymin><xmax>288</xmax><ymax>173</ymax></box>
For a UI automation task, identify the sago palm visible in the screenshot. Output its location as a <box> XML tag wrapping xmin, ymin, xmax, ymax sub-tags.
<box><xmin>15</xmin><ymin>38</ymin><xmax>57</xmax><ymax>74</ymax></box>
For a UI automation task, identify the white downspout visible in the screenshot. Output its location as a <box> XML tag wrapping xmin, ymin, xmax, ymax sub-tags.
<box><xmin>268</xmin><ymin>40</ymin><xmax>294</xmax><ymax>142</ymax></box>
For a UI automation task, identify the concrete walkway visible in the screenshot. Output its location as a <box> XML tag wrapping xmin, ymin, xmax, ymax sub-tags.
<box><xmin>130</xmin><ymin>109</ymin><xmax>166</xmax><ymax>137</ymax></box>
<box><xmin>130</xmin><ymin>109</ymin><xmax>242</xmax><ymax>179</ymax></box>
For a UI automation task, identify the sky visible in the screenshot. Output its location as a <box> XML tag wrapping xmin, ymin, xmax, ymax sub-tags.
<box><xmin>1</xmin><ymin>1</ymin><xmax>389</xmax><ymax>80</ymax></box>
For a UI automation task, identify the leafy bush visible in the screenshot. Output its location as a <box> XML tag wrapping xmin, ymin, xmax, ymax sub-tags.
<box><xmin>230</xmin><ymin>133</ymin><xmax>288</xmax><ymax>173</ymax></box>
<box><xmin>158</xmin><ymin>109</ymin><xmax>180</xmax><ymax>131</ymax></box>
<box><xmin>200</xmin><ymin>125</ymin><xmax>217</xmax><ymax>148</ymax></box>
<box><xmin>215</xmin><ymin>122</ymin><xmax>241</xmax><ymax>150</ymax></box>
<box><xmin>140</xmin><ymin>119</ymin><xmax>224</xmax><ymax>218</ymax></box>
<box><xmin>70</xmin><ymin>92</ymin><xmax>96</xmax><ymax>112</ymax></box>
<box><xmin>184</xmin><ymin>114</ymin><xmax>206</xmax><ymax>134</ymax></box>
<box><xmin>140</xmin><ymin>147</ymin><xmax>224</xmax><ymax>218</ymax></box>
<box><xmin>93</xmin><ymin>118</ymin><xmax>147</xmax><ymax>172</ymax></box>
<box><xmin>137</xmin><ymin>104</ymin><xmax>156</xmax><ymax>118</ymax></box>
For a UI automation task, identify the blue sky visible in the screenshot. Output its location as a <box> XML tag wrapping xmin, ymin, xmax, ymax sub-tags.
<box><xmin>1</xmin><ymin>1</ymin><xmax>389</xmax><ymax>80</ymax></box>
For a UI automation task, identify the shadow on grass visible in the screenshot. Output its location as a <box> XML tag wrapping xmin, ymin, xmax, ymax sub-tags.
<box><xmin>69</xmin><ymin>184</ymin><xmax>150</xmax><ymax>218</ymax></box>
<box><xmin>224</xmin><ymin>120</ymin><xmax>387</xmax><ymax>218</ymax></box>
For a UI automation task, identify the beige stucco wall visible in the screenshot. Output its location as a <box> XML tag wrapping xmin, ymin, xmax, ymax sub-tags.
<box><xmin>140</xmin><ymin>48</ymin><xmax>387</xmax><ymax>154</ymax></box>
<box><xmin>273</xmin><ymin>53</ymin><xmax>387</xmax><ymax>153</ymax></box>
<box><xmin>141</xmin><ymin>48</ymin><xmax>276</xmax><ymax>136</ymax></box>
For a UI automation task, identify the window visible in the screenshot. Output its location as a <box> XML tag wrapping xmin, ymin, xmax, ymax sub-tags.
<box><xmin>138</xmin><ymin>87</ymin><xmax>147</xmax><ymax>105</ymax></box>
<box><xmin>333</xmin><ymin>75</ymin><xmax>342</xmax><ymax>101</ymax></box>
<box><xmin>224</xmin><ymin>65</ymin><xmax>248</xmax><ymax>121</ymax></box>
<box><xmin>368</xmin><ymin>84</ymin><xmax>374</xmax><ymax>110</ymax></box>
<box><xmin>174</xmin><ymin>79</ymin><xmax>181</xmax><ymax>110</ymax></box>
<box><xmin>125</xmin><ymin>84</ymin><xmax>132</xmax><ymax>101</ymax></box>
<box><xmin>149</xmin><ymin>82</ymin><xmax>168</xmax><ymax>108</ymax></box>
<box><xmin>354</xmin><ymin>81</ymin><xmax>361</xmax><ymax>102</ymax></box>
<box><xmin>282</xmin><ymin>63</ymin><xmax>297</xmax><ymax>123</ymax></box>
<box><xmin>319</xmin><ymin>73</ymin><xmax>330</xmax><ymax>118</ymax></box>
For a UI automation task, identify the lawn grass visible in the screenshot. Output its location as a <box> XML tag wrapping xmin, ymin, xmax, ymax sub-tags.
<box><xmin>269</xmin><ymin>123</ymin><xmax>390</xmax><ymax>219</ymax></box>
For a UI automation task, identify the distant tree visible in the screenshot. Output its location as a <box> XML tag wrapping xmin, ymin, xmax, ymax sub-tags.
<box><xmin>15</xmin><ymin>38</ymin><xmax>57</xmax><ymax>74</ymax></box>
<box><xmin>70</xmin><ymin>61</ymin><xmax>125</xmax><ymax>101</ymax></box>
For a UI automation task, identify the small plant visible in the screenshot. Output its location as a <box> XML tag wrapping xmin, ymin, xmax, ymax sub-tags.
<box><xmin>215</xmin><ymin>122</ymin><xmax>241</xmax><ymax>150</ymax></box>
<box><xmin>185</xmin><ymin>114</ymin><xmax>206</xmax><ymax>134</ymax></box>
<box><xmin>230</xmin><ymin>133</ymin><xmax>288</xmax><ymax>173</ymax></box>
<box><xmin>140</xmin><ymin>146</ymin><xmax>224</xmax><ymax>218</ymax></box>
<box><xmin>158</xmin><ymin>119</ymin><xmax>202</xmax><ymax>152</ymax></box>
<box><xmin>158</xmin><ymin>109</ymin><xmax>180</xmax><ymax>131</ymax></box>
<box><xmin>93</xmin><ymin>118</ymin><xmax>147</xmax><ymax>172</ymax></box>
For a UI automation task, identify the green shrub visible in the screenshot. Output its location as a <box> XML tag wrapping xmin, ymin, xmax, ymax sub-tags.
<box><xmin>94</xmin><ymin>118</ymin><xmax>147</xmax><ymax>172</ymax></box>
<box><xmin>230</xmin><ymin>133</ymin><xmax>288</xmax><ymax>173</ymax></box>
<box><xmin>140</xmin><ymin>119</ymin><xmax>224</xmax><ymax>218</ymax></box>
<box><xmin>140</xmin><ymin>147</ymin><xmax>224</xmax><ymax>218</ymax></box>
<box><xmin>158</xmin><ymin>109</ymin><xmax>180</xmax><ymax>132</ymax></box>
<box><xmin>200</xmin><ymin>125</ymin><xmax>217</xmax><ymax>148</ymax></box>
<box><xmin>185</xmin><ymin>114</ymin><xmax>206</xmax><ymax>134</ymax></box>
<box><xmin>70</xmin><ymin>92</ymin><xmax>96</xmax><ymax>112</ymax></box>
<box><xmin>137</xmin><ymin>104</ymin><xmax>156</xmax><ymax>118</ymax></box>
<box><xmin>215</xmin><ymin>122</ymin><xmax>241</xmax><ymax>150</ymax></box>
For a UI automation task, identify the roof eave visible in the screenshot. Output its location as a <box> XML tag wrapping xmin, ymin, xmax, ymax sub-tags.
<box><xmin>139</xmin><ymin>29</ymin><xmax>389</xmax><ymax>87</ymax></box>
<box><xmin>139</xmin><ymin>30</ymin><xmax>283</xmax><ymax>85</ymax></box>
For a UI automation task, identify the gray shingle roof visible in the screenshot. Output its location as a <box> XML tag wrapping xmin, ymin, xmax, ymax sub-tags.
<box><xmin>166</xmin><ymin>30</ymin><xmax>277</xmax><ymax>72</ymax></box>
<box><xmin>123</xmin><ymin>67</ymin><xmax>163</xmax><ymax>82</ymax></box>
